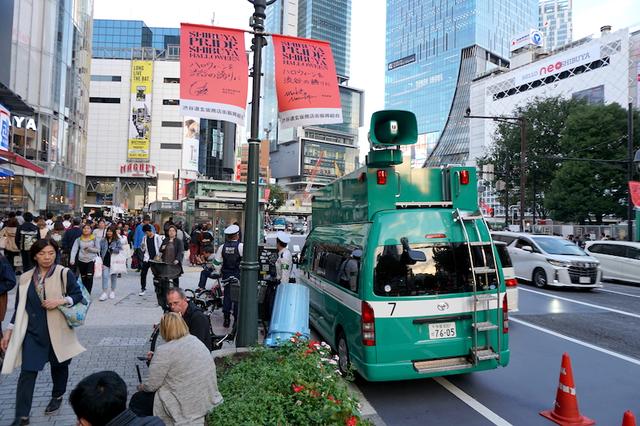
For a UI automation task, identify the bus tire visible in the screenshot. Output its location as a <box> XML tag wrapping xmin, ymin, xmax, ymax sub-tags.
<box><xmin>336</xmin><ymin>332</ymin><xmax>351</xmax><ymax>376</ymax></box>
<box><xmin>532</xmin><ymin>268</ymin><xmax>547</xmax><ymax>288</ymax></box>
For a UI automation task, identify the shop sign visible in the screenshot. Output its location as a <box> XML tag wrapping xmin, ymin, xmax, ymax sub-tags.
<box><xmin>514</xmin><ymin>44</ymin><xmax>601</xmax><ymax>86</ymax></box>
<box><xmin>120</xmin><ymin>163</ymin><xmax>157</xmax><ymax>176</ymax></box>
<box><xmin>0</xmin><ymin>104</ymin><xmax>10</xmax><ymax>151</ymax></box>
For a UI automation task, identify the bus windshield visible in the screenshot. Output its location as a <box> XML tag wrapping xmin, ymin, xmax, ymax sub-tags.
<box><xmin>374</xmin><ymin>243</ymin><xmax>498</xmax><ymax>297</ymax></box>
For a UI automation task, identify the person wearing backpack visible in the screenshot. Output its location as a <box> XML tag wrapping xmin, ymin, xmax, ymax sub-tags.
<box><xmin>0</xmin><ymin>217</ymin><xmax>21</xmax><ymax>273</ymax></box>
<box><xmin>15</xmin><ymin>213</ymin><xmax>38</xmax><ymax>272</ymax></box>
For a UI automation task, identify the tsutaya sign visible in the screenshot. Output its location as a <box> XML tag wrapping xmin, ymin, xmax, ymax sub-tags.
<box><xmin>11</xmin><ymin>116</ymin><xmax>37</xmax><ymax>131</ymax></box>
<box><xmin>120</xmin><ymin>163</ymin><xmax>157</xmax><ymax>176</ymax></box>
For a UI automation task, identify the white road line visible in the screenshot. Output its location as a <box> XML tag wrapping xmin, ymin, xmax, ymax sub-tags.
<box><xmin>434</xmin><ymin>377</ymin><xmax>513</xmax><ymax>426</ymax></box>
<box><xmin>518</xmin><ymin>287</ymin><xmax>640</xmax><ymax>319</ymax></box>
<box><xmin>598</xmin><ymin>288</ymin><xmax>640</xmax><ymax>299</ymax></box>
<box><xmin>511</xmin><ymin>317</ymin><xmax>640</xmax><ymax>367</ymax></box>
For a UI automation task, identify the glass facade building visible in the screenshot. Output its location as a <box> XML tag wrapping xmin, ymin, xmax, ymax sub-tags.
<box><xmin>539</xmin><ymin>0</ymin><xmax>572</xmax><ymax>51</ymax></box>
<box><xmin>0</xmin><ymin>0</ymin><xmax>94</xmax><ymax>213</ymax></box>
<box><xmin>92</xmin><ymin>20</ymin><xmax>180</xmax><ymax>59</ymax></box>
<box><xmin>385</xmin><ymin>0</ymin><xmax>538</xmax><ymax>165</ymax></box>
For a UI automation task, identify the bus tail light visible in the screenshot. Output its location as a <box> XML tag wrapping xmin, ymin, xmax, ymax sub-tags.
<box><xmin>459</xmin><ymin>170</ymin><xmax>470</xmax><ymax>185</ymax></box>
<box><xmin>361</xmin><ymin>301</ymin><xmax>376</xmax><ymax>346</ymax></box>
<box><xmin>502</xmin><ymin>294</ymin><xmax>509</xmax><ymax>334</ymax></box>
<box><xmin>376</xmin><ymin>170</ymin><xmax>387</xmax><ymax>185</ymax></box>
<box><xmin>505</xmin><ymin>278</ymin><xmax>518</xmax><ymax>287</ymax></box>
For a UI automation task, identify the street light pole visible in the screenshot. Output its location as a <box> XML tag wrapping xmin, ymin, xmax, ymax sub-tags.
<box><xmin>465</xmin><ymin>112</ymin><xmax>526</xmax><ymax>231</ymax></box>
<box><xmin>627</xmin><ymin>102</ymin><xmax>634</xmax><ymax>242</ymax></box>
<box><xmin>237</xmin><ymin>0</ymin><xmax>274</xmax><ymax>347</ymax></box>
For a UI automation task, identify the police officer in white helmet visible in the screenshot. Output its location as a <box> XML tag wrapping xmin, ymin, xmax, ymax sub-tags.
<box><xmin>212</xmin><ymin>224</ymin><xmax>243</xmax><ymax>328</ymax></box>
<box><xmin>275</xmin><ymin>231</ymin><xmax>293</xmax><ymax>284</ymax></box>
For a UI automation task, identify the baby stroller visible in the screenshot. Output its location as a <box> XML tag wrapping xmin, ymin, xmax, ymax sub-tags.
<box><xmin>149</xmin><ymin>260</ymin><xmax>182</xmax><ymax>311</ymax></box>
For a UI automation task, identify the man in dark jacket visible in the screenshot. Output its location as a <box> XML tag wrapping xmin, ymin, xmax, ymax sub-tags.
<box><xmin>61</xmin><ymin>217</ymin><xmax>83</xmax><ymax>270</ymax></box>
<box><xmin>70</xmin><ymin>371</ymin><xmax>163</xmax><ymax>425</ymax></box>
<box><xmin>0</xmin><ymin>253</ymin><xmax>17</xmax><ymax>358</ymax></box>
<box><xmin>14</xmin><ymin>212</ymin><xmax>38</xmax><ymax>272</ymax></box>
<box><xmin>166</xmin><ymin>287</ymin><xmax>212</xmax><ymax>351</ymax></box>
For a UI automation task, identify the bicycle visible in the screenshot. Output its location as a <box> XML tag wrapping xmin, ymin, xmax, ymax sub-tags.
<box><xmin>149</xmin><ymin>260</ymin><xmax>181</xmax><ymax>311</ymax></box>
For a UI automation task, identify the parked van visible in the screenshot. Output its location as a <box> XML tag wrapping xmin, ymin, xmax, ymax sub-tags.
<box><xmin>495</xmin><ymin>241</ymin><xmax>518</xmax><ymax>312</ymax></box>
<box><xmin>584</xmin><ymin>240</ymin><xmax>640</xmax><ymax>284</ymax></box>
<box><xmin>492</xmin><ymin>232</ymin><xmax>601</xmax><ymax>289</ymax></box>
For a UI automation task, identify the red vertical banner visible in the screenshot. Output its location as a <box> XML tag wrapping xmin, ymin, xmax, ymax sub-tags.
<box><xmin>180</xmin><ymin>24</ymin><xmax>248</xmax><ymax>127</ymax></box>
<box><xmin>272</xmin><ymin>35</ymin><xmax>342</xmax><ymax>129</ymax></box>
<box><xmin>630</xmin><ymin>181</ymin><xmax>640</xmax><ymax>208</ymax></box>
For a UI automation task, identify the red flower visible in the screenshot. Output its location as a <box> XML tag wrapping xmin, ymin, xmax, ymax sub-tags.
<box><xmin>345</xmin><ymin>416</ymin><xmax>357</xmax><ymax>426</ymax></box>
<box><xmin>310</xmin><ymin>390</ymin><xmax>320</xmax><ymax>398</ymax></box>
<box><xmin>292</xmin><ymin>384</ymin><xmax>305</xmax><ymax>393</ymax></box>
<box><xmin>295</xmin><ymin>332</ymin><xmax>303</xmax><ymax>337</ymax></box>
<box><xmin>304</xmin><ymin>349</ymin><xmax>314</xmax><ymax>356</ymax></box>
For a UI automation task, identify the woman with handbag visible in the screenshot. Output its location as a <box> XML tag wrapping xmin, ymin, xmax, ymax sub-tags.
<box><xmin>98</xmin><ymin>227</ymin><xmax>122</xmax><ymax>302</ymax></box>
<box><xmin>0</xmin><ymin>218</ymin><xmax>21</xmax><ymax>273</ymax></box>
<box><xmin>1</xmin><ymin>239</ymin><xmax>85</xmax><ymax>426</ymax></box>
<box><xmin>70</xmin><ymin>224</ymin><xmax>100</xmax><ymax>294</ymax></box>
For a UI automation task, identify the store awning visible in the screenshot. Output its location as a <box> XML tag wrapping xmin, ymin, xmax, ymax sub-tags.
<box><xmin>0</xmin><ymin>150</ymin><xmax>44</xmax><ymax>174</ymax></box>
<box><xmin>0</xmin><ymin>82</ymin><xmax>34</xmax><ymax>115</ymax></box>
<box><xmin>0</xmin><ymin>167</ymin><xmax>14</xmax><ymax>177</ymax></box>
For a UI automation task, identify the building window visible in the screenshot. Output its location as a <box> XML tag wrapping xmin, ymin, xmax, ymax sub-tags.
<box><xmin>90</xmin><ymin>75</ymin><xmax>122</xmax><ymax>82</ymax></box>
<box><xmin>163</xmin><ymin>77</ymin><xmax>180</xmax><ymax>83</ymax></box>
<box><xmin>162</xmin><ymin>99</ymin><xmax>180</xmax><ymax>105</ymax></box>
<box><xmin>89</xmin><ymin>97</ymin><xmax>121</xmax><ymax>103</ymax></box>
<box><xmin>160</xmin><ymin>143</ymin><xmax>182</xmax><ymax>149</ymax></box>
<box><xmin>572</xmin><ymin>85</ymin><xmax>605</xmax><ymax>105</ymax></box>
<box><xmin>161</xmin><ymin>121</ymin><xmax>182</xmax><ymax>128</ymax></box>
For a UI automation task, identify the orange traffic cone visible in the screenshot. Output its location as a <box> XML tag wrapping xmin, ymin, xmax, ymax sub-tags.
<box><xmin>540</xmin><ymin>352</ymin><xmax>595</xmax><ymax>425</ymax></box>
<box><xmin>622</xmin><ymin>411</ymin><xmax>637</xmax><ymax>426</ymax></box>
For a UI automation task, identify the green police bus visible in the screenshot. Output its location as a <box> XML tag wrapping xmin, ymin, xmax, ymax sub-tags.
<box><xmin>297</xmin><ymin>111</ymin><xmax>510</xmax><ymax>381</ymax></box>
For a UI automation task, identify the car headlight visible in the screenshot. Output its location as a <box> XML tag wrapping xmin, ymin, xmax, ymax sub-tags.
<box><xmin>547</xmin><ymin>259</ymin><xmax>570</xmax><ymax>267</ymax></box>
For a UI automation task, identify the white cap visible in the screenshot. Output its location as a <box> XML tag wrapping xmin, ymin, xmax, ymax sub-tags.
<box><xmin>276</xmin><ymin>231</ymin><xmax>290</xmax><ymax>244</ymax></box>
<box><xmin>352</xmin><ymin>249</ymin><xmax>363</xmax><ymax>258</ymax></box>
<box><xmin>224</xmin><ymin>224</ymin><xmax>240</xmax><ymax>235</ymax></box>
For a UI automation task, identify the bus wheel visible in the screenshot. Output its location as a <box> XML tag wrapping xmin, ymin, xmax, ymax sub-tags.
<box><xmin>533</xmin><ymin>268</ymin><xmax>547</xmax><ymax>288</ymax></box>
<box><xmin>336</xmin><ymin>333</ymin><xmax>350</xmax><ymax>376</ymax></box>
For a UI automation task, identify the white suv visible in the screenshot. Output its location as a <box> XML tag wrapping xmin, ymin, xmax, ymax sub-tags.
<box><xmin>492</xmin><ymin>232</ymin><xmax>602</xmax><ymax>289</ymax></box>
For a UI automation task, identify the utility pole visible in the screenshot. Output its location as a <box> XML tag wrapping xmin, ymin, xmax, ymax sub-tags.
<box><xmin>628</xmin><ymin>102</ymin><xmax>635</xmax><ymax>241</ymax></box>
<box><xmin>237</xmin><ymin>0</ymin><xmax>275</xmax><ymax>347</ymax></box>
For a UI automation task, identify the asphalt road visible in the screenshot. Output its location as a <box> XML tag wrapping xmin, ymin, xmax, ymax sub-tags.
<box><xmin>357</xmin><ymin>280</ymin><xmax>640</xmax><ymax>425</ymax></box>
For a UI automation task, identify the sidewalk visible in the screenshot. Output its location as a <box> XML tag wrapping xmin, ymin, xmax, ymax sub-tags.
<box><xmin>0</xmin><ymin>267</ymin><xmax>228</xmax><ymax>426</ymax></box>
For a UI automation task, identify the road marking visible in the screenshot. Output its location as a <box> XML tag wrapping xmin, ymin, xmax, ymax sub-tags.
<box><xmin>511</xmin><ymin>317</ymin><xmax>640</xmax><ymax>367</ymax></box>
<box><xmin>598</xmin><ymin>288</ymin><xmax>640</xmax><ymax>299</ymax></box>
<box><xmin>519</xmin><ymin>287</ymin><xmax>640</xmax><ymax>319</ymax></box>
<box><xmin>434</xmin><ymin>377</ymin><xmax>513</xmax><ymax>426</ymax></box>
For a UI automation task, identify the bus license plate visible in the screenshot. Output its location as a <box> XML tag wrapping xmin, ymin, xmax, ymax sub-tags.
<box><xmin>579</xmin><ymin>276</ymin><xmax>591</xmax><ymax>283</ymax></box>
<box><xmin>429</xmin><ymin>322</ymin><xmax>456</xmax><ymax>339</ymax></box>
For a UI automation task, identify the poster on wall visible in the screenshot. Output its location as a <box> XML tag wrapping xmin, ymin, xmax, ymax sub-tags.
<box><xmin>0</xmin><ymin>104</ymin><xmax>10</xmax><ymax>151</ymax></box>
<box><xmin>179</xmin><ymin>23</ymin><xmax>248</xmax><ymax>127</ymax></box>
<box><xmin>272</xmin><ymin>35</ymin><xmax>342</xmax><ymax>129</ymax></box>
<box><xmin>128</xmin><ymin>60</ymin><xmax>153</xmax><ymax>162</ymax></box>
<box><xmin>182</xmin><ymin>117</ymin><xmax>200</xmax><ymax>172</ymax></box>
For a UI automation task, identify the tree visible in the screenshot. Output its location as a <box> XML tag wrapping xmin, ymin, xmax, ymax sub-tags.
<box><xmin>265</xmin><ymin>184</ymin><xmax>285</xmax><ymax>214</ymax></box>
<box><xmin>479</xmin><ymin>97</ymin><xmax>581</xmax><ymax>219</ymax></box>
<box><xmin>545</xmin><ymin>103</ymin><xmax>638</xmax><ymax>223</ymax></box>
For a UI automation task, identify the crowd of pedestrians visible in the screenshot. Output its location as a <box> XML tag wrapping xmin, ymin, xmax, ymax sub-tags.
<box><xmin>0</xmin><ymin>211</ymin><xmax>226</xmax><ymax>425</ymax></box>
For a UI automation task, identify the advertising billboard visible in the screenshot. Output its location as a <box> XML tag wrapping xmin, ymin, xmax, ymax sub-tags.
<box><xmin>0</xmin><ymin>104</ymin><xmax>10</xmax><ymax>151</ymax></box>
<box><xmin>179</xmin><ymin>23</ymin><xmax>248</xmax><ymax>127</ymax></box>
<box><xmin>514</xmin><ymin>44</ymin><xmax>600</xmax><ymax>87</ymax></box>
<box><xmin>510</xmin><ymin>29</ymin><xmax>544</xmax><ymax>52</ymax></box>
<box><xmin>182</xmin><ymin>117</ymin><xmax>200</xmax><ymax>172</ymax></box>
<box><xmin>272</xmin><ymin>35</ymin><xmax>342</xmax><ymax>129</ymax></box>
<box><xmin>127</xmin><ymin>60</ymin><xmax>153</xmax><ymax>162</ymax></box>
<box><xmin>301</xmin><ymin>140</ymin><xmax>357</xmax><ymax>183</ymax></box>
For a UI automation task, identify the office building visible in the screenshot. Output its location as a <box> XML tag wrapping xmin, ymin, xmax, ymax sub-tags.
<box><xmin>539</xmin><ymin>0</ymin><xmax>573</xmax><ymax>51</ymax></box>
<box><xmin>469</xmin><ymin>26</ymin><xmax>640</xmax><ymax>215</ymax></box>
<box><xmin>263</xmin><ymin>0</ymin><xmax>364</xmax><ymax>195</ymax></box>
<box><xmin>86</xmin><ymin>20</ymin><xmax>238</xmax><ymax>209</ymax></box>
<box><xmin>0</xmin><ymin>0</ymin><xmax>93</xmax><ymax>213</ymax></box>
<box><xmin>385</xmin><ymin>0</ymin><xmax>538</xmax><ymax>166</ymax></box>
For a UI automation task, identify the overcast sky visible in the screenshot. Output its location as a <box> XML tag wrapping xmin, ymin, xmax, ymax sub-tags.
<box><xmin>94</xmin><ymin>0</ymin><xmax>640</xmax><ymax>154</ymax></box>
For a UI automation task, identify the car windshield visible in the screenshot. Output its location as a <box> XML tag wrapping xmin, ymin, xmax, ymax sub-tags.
<box><xmin>373</xmin><ymin>243</ymin><xmax>498</xmax><ymax>297</ymax></box>
<box><xmin>533</xmin><ymin>237</ymin><xmax>586</xmax><ymax>256</ymax></box>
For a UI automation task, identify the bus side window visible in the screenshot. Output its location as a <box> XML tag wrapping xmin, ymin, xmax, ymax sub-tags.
<box><xmin>338</xmin><ymin>253</ymin><xmax>360</xmax><ymax>293</ymax></box>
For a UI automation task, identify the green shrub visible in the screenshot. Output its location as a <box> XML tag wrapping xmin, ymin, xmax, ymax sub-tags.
<box><xmin>208</xmin><ymin>334</ymin><xmax>370</xmax><ymax>425</ymax></box>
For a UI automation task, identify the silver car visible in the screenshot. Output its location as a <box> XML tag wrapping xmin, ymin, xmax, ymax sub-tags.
<box><xmin>492</xmin><ymin>232</ymin><xmax>602</xmax><ymax>289</ymax></box>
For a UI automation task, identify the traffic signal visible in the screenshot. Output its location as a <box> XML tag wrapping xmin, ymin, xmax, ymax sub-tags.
<box><xmin>368</xmin><ymin>110</ymin><xmax>418</xmax><ymax>147</ymax></box>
